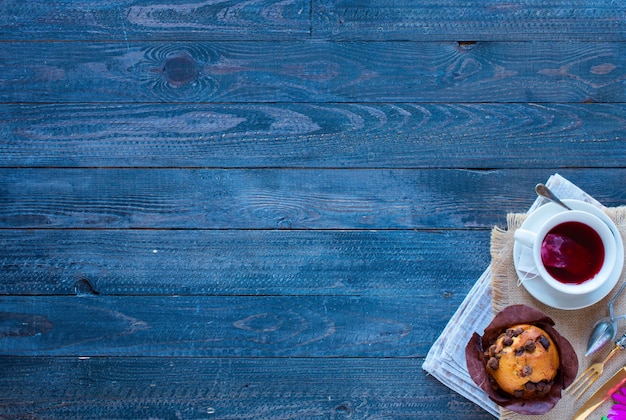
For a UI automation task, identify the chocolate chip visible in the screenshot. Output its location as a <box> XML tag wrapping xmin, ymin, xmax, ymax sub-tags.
<box><xmin>514</xmin><ymin>390</ymin><xmax>524</xmax><ymax>398</ymax></box>
<box><xmin>525</xmin><ymin>382</ymin><xmax>537</xmax><ymax>391</ymax></box>
<box><xmin>536</xmin><ymin>381</ymin><xmax>545</xmax><ymax>392</ymax></box>
<box><xmin>506</xmin><ymin>328</ymin><xmax>523</xmax><ymax>337</ymax></box>
<box><xmin>538</xmin><ymin>335</ymin><xmax>550</xmax><ymax>350</ymax></box>
<box><xmin>525</xmin><ymin>340</ymin><xmax>536</xmax><ymax>353</ymax></box>
<box><xmin>503</xmin><ymin>336</ymin><xmax>513</xmax><ymax>346</ymax></box>
<box><xmin>487</xmin><ymin>357</ymin><xmax>499</xmax><ymax>370</ymax></box>
<box><xmin>515</xmin><ymin>347</ymin><xmax>525</xmax><ymax>356</ymax></box>
<box><xmin>521</xmin><ymin>365</ymin><xmax>532</xmax><ymax>377</ymax></box>
<box><xmin>488</xmin><ymin>344</ymin><xmax>497</xmax><ymax>357</ymax></box>
<box><xmin>543</xmin><ymin>381</ymin><xmax>553</xmax><ymax>393</ymax></box>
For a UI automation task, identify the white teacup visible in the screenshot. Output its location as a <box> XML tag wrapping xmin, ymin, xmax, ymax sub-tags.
<box><xmin>514</xmin><ymin>209</ymin><xmax>617</xmax><ymax>296</ymax></box>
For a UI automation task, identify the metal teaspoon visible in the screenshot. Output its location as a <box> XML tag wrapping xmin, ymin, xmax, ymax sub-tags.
<box><xmin>587</xmin><ymin>279</ymin><xmax>626</xmax><ymax>356</ymax></box>
<box><xmin>535</xmin><ymin>183</ymin><xmax>572</xmax><ymax>211</ymax></box>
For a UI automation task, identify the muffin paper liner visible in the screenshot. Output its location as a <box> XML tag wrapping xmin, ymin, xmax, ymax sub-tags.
<box><xmin>465</xmin><ymin>304</ymin><xmax>578</xmax><ymax>415</ymax></box>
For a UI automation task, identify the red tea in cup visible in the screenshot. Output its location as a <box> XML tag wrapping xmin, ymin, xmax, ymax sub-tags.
<box><xmin>514</xmin><ymin>205</ymin><xmax>620</xmax><ymax>302</ymax></box>
<box><xmin>540</xmin><ymin>221</ymin><xmax>604</xmax><ymax>284</ymax></box>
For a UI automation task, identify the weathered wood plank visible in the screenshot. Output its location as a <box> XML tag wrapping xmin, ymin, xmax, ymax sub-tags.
<box><xmin>0</xmin><ymin>0</ymin><xmax>311</xmax><ymax>41</ymax></box>
<box><xmin>1</xmin><ymin>0</ymin><xmax>624</xmax><ymax>43</ymax></box>
<box><xmin>2</xmin><ymin>41</ymin><xmax>625</xmax><ymax>103</ymax></box>
<box><xmin>3</xmin><ymin>103</ymin><xmax>626</xmax><ymax>168</ymax></box>
<box><xmin>0</xmin><ymin>356</ymin><xmax>492</xmax><ymax>419</ymax></box>
<box><xmin>4</xmin><ymin>1</ymin><xmax>617</xmax><ymax>418</ymax></box>
<box><xmin>313</xmin><ymin>0</ymin><xmax>626</xmax><ymax>41</ymax></box>
<box><xmin>0</xmin><ymin>295</ymin><xmax>463</xmax><ymax>357</ymax></box>
<box><xmin>0</xmin><ymin>229</ymin><xmax>490</xmax><ymax>296</ymax></box>
<box><xmin>1</xmin><ymin>168</ymin><xmax>623</xmax><ymax>229</ymax></box>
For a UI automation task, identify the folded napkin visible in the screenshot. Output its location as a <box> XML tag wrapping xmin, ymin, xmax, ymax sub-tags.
<box><xmin>423</xmin><ymin>174</ymin><xmax>626</xmax><ymax>419</ymax></box>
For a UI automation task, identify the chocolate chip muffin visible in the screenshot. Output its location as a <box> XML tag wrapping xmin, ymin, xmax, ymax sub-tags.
<box><xmin>484</xmin><ymin>324</ymin><xmax>559</xmax><ymax>399</ymax></box>
<box><xmin>466</xmin><ymin>305</ymin><xmax>578</xmax><ymax>415</ymax></box>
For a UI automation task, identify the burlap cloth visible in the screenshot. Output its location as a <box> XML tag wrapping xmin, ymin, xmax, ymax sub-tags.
<box><xmin>491</xmin><ymin>206</ymin><xmax>626</xmax><ymax>419</ymax></box>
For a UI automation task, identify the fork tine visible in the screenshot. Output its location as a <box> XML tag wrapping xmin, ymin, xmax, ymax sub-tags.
<box><xmin>568</xmin><ymin>370</ymin><xmax>599</xmax><ymax>398</ymax></box>
<box><xmin>572</xmin><ymin>373</ymin><xmax>600</xmax><ymax>399</ymax></box>
<box><xmin>566</xmin><ymin>343</ymin><xmax>622</xmax><ymax>398</ymax></box>
<box><xmin>568</xmin><ymin>367</ymin><xmax>594</xmax><ymax>391</ymax></box>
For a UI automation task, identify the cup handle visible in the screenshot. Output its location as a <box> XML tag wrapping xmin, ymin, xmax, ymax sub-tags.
<box><xmin>514</xmin><ymin>228</ymin><xmax>537</xmax><ymax>248</ymax></box>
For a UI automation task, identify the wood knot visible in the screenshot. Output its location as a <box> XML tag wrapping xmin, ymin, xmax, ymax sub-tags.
<box><xmin>74</xmin><ymin>278</ymin><xmax>100</xmax><ymax>296</ymax></box>
<box><xmin>456</xmin><ymin>41</ymin><xmax>477</xmax><ymax>50</ymax></box>
<box><xmin>162</xmin><ymin>54</ymin><xmax>199</xmax><ymax>87</ymax></box>
<box><xmin>334</xmin><ymin>402</ymin><xmax>352</xmax><ymax>417</ymax></box>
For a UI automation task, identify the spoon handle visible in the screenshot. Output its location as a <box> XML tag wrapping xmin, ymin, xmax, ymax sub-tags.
<box><xmin>609</xmin><ymin>280</ymin><xmax>626</xmax><ymax>320</ymax></box>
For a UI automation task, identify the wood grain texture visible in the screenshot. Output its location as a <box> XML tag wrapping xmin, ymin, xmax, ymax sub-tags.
<box><xmin>0</xmin><ymin>0</ymin><xmax>311</xmax><ymax>41</ymax></box>
<box><xmin>2</xmin><ymin>0</ymin><xmax>625</xmax><ymax>43</ymax></box>
<box><xmin>3</xmin><ymin>0</ymin><xmax>623</xmax><ymax>417</ymax></box>
<box><xmin>313</xmin><ymin>0</ymin><xmax>626</xmax><ymax>41</ymax></box>
<box><xmin>0</xmin><ymin>357</ymin><xmax>493</xmax><ymax>419</ymax></box>
<box><xmin>2</xmin><ymin>41</ymin><xmax>625</xmax><ymax>103</ymax></box>
<box><xmin>3</xmin><ymin>103</ymin><xmax>626</xmax><ymax>168</ymax></box>
<box><xmin>0</xmin><ymin>295</ymin><xmax>463</xmax><ymax>357</ymax></box>
<box><xmin>0</xmin><ymin>229</ymin><xmax>490</xmax><ymax>296</ymax></box>
<box><xmin>1</xmin><ymin>168</ymin><xmax>624</xmax><ymax>229</ymax></box>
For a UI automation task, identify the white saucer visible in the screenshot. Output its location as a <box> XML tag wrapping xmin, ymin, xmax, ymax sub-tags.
<box><xmin>513</xmin><ymin>199</ymin><xmax>624</xmax><ymax>310</ymax></box>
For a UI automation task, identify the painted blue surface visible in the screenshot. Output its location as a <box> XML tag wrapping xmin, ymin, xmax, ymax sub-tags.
<box><xmin>1</xmin><ymin>1</ymin><xmax>624</xmax><ymax>418</ymax></box>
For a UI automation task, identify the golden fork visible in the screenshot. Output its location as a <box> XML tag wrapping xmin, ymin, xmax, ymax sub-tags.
<box><xmin>568</xmin><ymin>333</ymin><xmax>626</xmax><ymax>399</ymax></box>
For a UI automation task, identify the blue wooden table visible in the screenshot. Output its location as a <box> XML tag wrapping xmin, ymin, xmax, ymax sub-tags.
<box><xmin>1</xmin><ymin>1</ymin><xmax>625</xmax><ymax>418</ymax></box>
